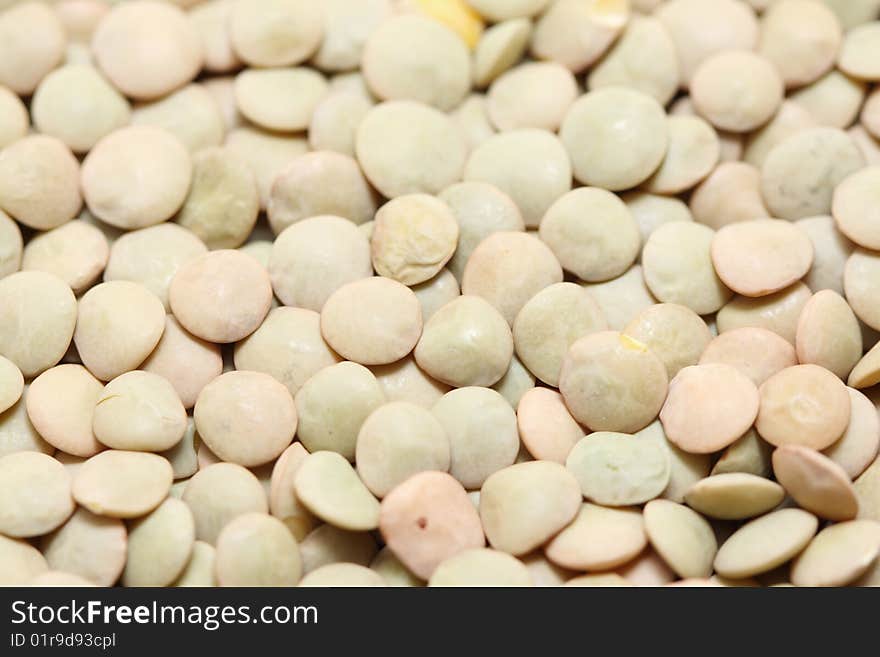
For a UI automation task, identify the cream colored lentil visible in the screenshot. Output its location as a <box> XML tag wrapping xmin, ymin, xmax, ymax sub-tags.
<box><xmin>689</xmin><ymin>162</ymin><xmax>771</xmax><ymax>230</ymax></box>
<box><xmin>791</xmin><ymin>520</ymin><xmax>880</xmax><ymax>587</ymax></box>
<box><xmin>790</xmin><ymin>70</ymin><xmax>866</xmax><ymax>130</ymax></box>
<box><xmin>566</xmin><ymin>431</ymin><xmax>671</xmax><ymax>506</ymax></box>
<box><xmin>545</xmin><ymin>503</ymin><xmax>646</xmax><ymax>572</ymax></box>
<box><xmin>684</xmin><ymin>473</ymin><xmax>785</xmax><ymax>520</ymax></box>
<box><xmin>772</xmin><ymin>445</ymin><xmax>859</xmax><ymax>521</ymax></box>
<box><xmin>716</xmin><ymin>282</ymin><xmax>812</xmax><ymax>344</ymax></box>
<box><xmin>0</xmin><ymin>355</ymin><xmax>22</xmax><ymax>416</ymax></box>
<box><xmin>516</xmin><ymin>387</ymin><xmax>584</xmax><ymax>464</ymax></box>
<box><xmin>182</xmin><ymin>462</ymin><xmax>267</xmax><ymax>545</ymax></box>
<box><xmin>40</xmin><ymin>508</ymin><xmax>126</xmax><ymax>587</ymax></box>
<box><xmin>473</xmin><ymin>18</ymin><xmax>531</xmax><ymax>88</ymax></box>
<box><xmin>132</xmin><ymin>83</ymin><xmax>225</xmax><ymax>154</ymax></box>
<box><xmin>644</xmin><ymin>499</ymin><xmax>716</xmax><ymax>579</ymax></box>
<box><xmin>299</xmin><ymin>524</ymin><xmax>377</xmax><ymax>575</ymax></box>
<box><xmin>429</xmin><ymin>548</ymin><xmax>531</xmax><ymax>587</ymax></box>
<box><xmin>623</xmin><ymin>304</ymin><xmax>711</xmax><ymax>380</ymax></box>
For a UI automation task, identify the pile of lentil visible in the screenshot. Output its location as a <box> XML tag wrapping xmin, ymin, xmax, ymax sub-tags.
<box><xmin>1</xmin><ymin>0</ymin><xmax>880</xmax><ymax>588</ymax></box>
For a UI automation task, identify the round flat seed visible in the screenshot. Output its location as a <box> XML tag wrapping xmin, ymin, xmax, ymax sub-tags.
<box><xmin>215</xmin><ymin>512</ymin><xmax>301</xmax><ymax>587</ymax></box>
<box><xmin>684</xmin><ymin>473</ymin><xmax>785</xmax><ymax>520</ymax></box>
<box><xmin>21</xmin><ymin>220</ymin><xmax>107</xmax><ymax>295</ymax></box>
<box><xmin>566</xmin><ymin>432</ymin><xmax>671</xmax><ymax>506</ymax></box>
<box><xmin>660</xmin><ymin>364</ymin><xmax>759</xmax><ymax>454</ymax></box>
<box><xmin>644</xmin><ymin>116</ymin><xmax>719</xmax><ymax>194</ymax></box>
<box><xmin>539</xmin><ymin>188</ymin><xmax>639</xmax><ymax>283</ymax></box>
<box><xmin>234</xmin><ymin>307</ymin><xmax>340</xmax><ymax>398</ymax></box>
<box><xmin>759</xmin><ymin>0</ymin><xmax>841</xmax><ymax>88</ymax></box>
<box><xmin>371</xmin><ymin>194</ymin><xmax>459</xmax><ymax>286</ymax></box>
<box><xmin>839</xmin><ymin>21</ymin><xmax>880</xmax><ymax>81</ymax></box>
<box><xmin>189</xmin><ymin>0</ymin><xmax>241</xmax><ymax>73</ymax></box>
<box><xmin>795</xmin><ymin>215</ymin><xmax>854</xmax><ymax>295</ymax></box>
<box><xmin>224</xmin><ymin>127</ymin><xmax>308</xmax><ymax>208</ymax></box>
<box><xmin>480</xmin><ymin>461</ymin><xmax>580</xmax><ymax>556</ymax></box>
<box><xmin>40</xmin><ymin>508</ymin><xmax>126</xmax><ymax>586</ymax></box>
<box><xmin>228</xmin><ymin>0</ymin><xmax>322</xmax><ymax>67</ymax></box>
<box><xmin>356</xmin><ymin>101</ymin><xmax>467</xmax><ymax>199</ymax></box>
<box><xmin>545</xmin><ymin>503</ymin><xmax>646</xmax><ymax>572</ymax></box>
<box><xmin>169</xmin><ymin>250</ymin><xmax>272</xmax><ymax>344</ymax></box>
<box><xmin>122</xmin><ymin>498</ymin><xmax>195</xmax><ymax>587</ymax></box>
<box><xmin>321</xmin><ymin>277</ymin><xmax>423</xmax><ymax>367</ymax></box>
<box><xmin>791</xmin><ymin>520</ymin><xmax>880</xmax><ymax>587</ymax></box>
<box><xmin>268</xmin><ymin>152</ymin><xmax>376</xmax><ymax>235</ymax></box>
<box><xmin>642</xmin><ymin>222</ymin><xmax>732</xmax><ymax>315</ymax></box>
<box><xmin>452</xmin><ymin>93</ymin><xmax>496</xmax><ymax>148</ymax></box>
<box><xmin>268</xmin><ymin>443</ymin><xmax>315</xmax><ymax>541</ymax></box>
<box><xmin>0</xmin><ymin>210</ymin><xmax>22</xmax><ymax>278</ymax></box>
<box><xmin>1</xmin><ymin>272</ymin><xmax>77</xmax><ymax>379</ymax></box>
<box><xmin>362</xmin><ymin>15</ymin><xmax>470</xmax><ymax>111</ymax></box>
<box><xmin>711</xmin><ymin>428</ymin><xmax>774</xmax><ymax>477</ymax></box>
<box><xmin>132</xmin><ymin>83</ymin><xmax>225</xmax><ymax>154</ymax></box>
<box><xmin>463</xmin><ymin>130</ymin><xmax>571</xmax><ymax>228</ymax></box>
<box><xmin>644</xmin><ymin>499</ymin><xmax>716</xmax><ymax>579</ymax></box>
<box><xmin>487</xmin><ymin>62</ymin><xmax>577</xmax><ymax>132</ymax></box>
<box><xmin>412</xmin><ymin>270</ymin><xmax>460</xmax><ymax>321</ymax></box>
<box><xmin>587</xmin><ymin>15</ymin><xmax>680</xmax><ymax>106</ymax></box>
<box><xmin>370</xmin><ymin>547</ymin><xmax>423</xmax><ymax>588</ymax></box>
<box><xmin>714</xmin><ymin>508</ymin><xmax>818</xmax><ymax>579</ymax></box>
<box><xmin>269</xmin><ymin>215</ymin><xmax>373</xmax><ymax>312</ymax></box>
<box><xmin>824</xmin><ymin>388</ymin><xmax>880</xmax><ymax>479</ymax></box>
<box><xmin>796</xmin><ymin>290</ymin><xmax>862</xmax><ymax>379</ymax></box>
<box><xmin>0</xmin><ymin>356</ymin><xmax>22</xmax><ymax>415</ymax></box>
<box><xmin>294</xmin><ymin>362</ymin><xmax>383</xmax><ymax>461</ymax></box>
<box><xmin>691</xmin><ymin>50</ymin><xmax>783</xmax><ymax>132</ymax></box>
<box><xmin>160</xmin><ymin>417</ymin><xmax>198</xmax><ymax>481</ymax></box>
<box><xmin>312</xmin><ymin>0</ymin><xmax>391</xmax><ymax>71</ymax></box>
<box><xmin>761</xmin><ymin>127</ymin><xmax>865</xmax><ymax>220</ymax></box>
<box><xmin>379</xmin><ymin>471</ymin><xmax>483</xmax><ymax>579</ymax></box>
<box><xmin>142</xmin><ymin>316</ymin><xmax>223</xmax><ymax>410</ymax></box>
<box><xmin>583</xmin><ymin>265</ymin><xmax>658</xmax><ymax>331</ymax></box>
<box><xmin>757</xmin><ymin>364</ymin><xmax>851</xmax><ymax>449</ymax></box>
<box><xmin>530</xmin><ymin>0</ymin><xmax>628</xmax><ymax>73</ymax></box>
<box><xmin>623</xmin><ymin>304</ymin><xmax>711</xmax><ymax>380</ymax></box>
<box><xmin>176</xmin><ymin>148</ymin><xmax>259</xmax><ymax>250</ymax></box>
<box><xmin>73</xmin><ymin>451</ymin><xmax>172</xmax><ymax>519</ymax></box>
<box><xmin>103</xmin><ymin>224</ymin><xmax>207</xmax><ymax>311</ymax></box>
<box><xmin>0</xmin><ymin>2</ymin><xmax>65</xmax><ymax>96</ymax></box>
<box><xmin>356</xmin><ymin>401</ymin><xmax>450</xmax><ymax>498</ymax></box>
<box><xmin>473</xmin><ymin>18</ymin><xmax>532</xmax><ymax>88</ymax></box>
<box><xmin>432</xmin><ymin>387</ymin><xmax>519</xmax><ymax>490</ymax></box>
<box><xmin>74</xmin><ymin>281</ymin><xmax>165</xmax><ymax>382</ymax></box>
<box><xmin>744</xmin><ymin>101</ymin><xmax>817</xmax><ymax>169</ymax></box>
<box><xmin>429</xmin><ymin>548</ymin><xmax>531</xmax><ymax>587</ymax></box>
<box><xmin>299</xmin><ymin>563</ymin><xmax>384</xmax><ymax>587</ymax></box>
<box><xmin>618</xmin><ymin>547</ymin><xmax>677</xmax><ymax>586</ymax></box>
<box><xmin>689</xmin><ymin>162</ymin><xmax>770</xmax><ymax>230</ymax></box>
<box><xmin>560</xmin><ymin>87</ymin><xmax>667</xmax><ymax>191</ymax></box>
<box><xmin>195</xmin><ymin>371</ymin><xmax>297</xmax><ymax>468</ymax></box>
<box><xmin>716</xmin><ymin>282</ymin><xmax>812</xmax><ymax>344</ymax></box>
<box><xmin>0</xmin><ymin>452</ymin><xmax>73</xmax><ymax>537</ymax></box>
<box><xmin>81</xmin><ymin>126</ymin><xmax>192</xmax><ymax>230</ymax></box>
<box><xmin>513</xmin><ymin>283</ymin><xmax>607</xmax><ymax>387</ymax></box>
<box><xmin>295</xmin><ymin>451</ymin><xmax>380</xmax><ymax>531</ymax></box>
<box><xmin>92</xmin><ymin>1</ymin><xmax>201</xmax><ymax>100</ymax></box>
<box><xmin>833</xmin><ymin>166</ymin><xmax>880</xmax><ymax>250</ymax></box>
<box><xmin>173</xmin><ymin>541</ymin><xmax>216</xmax><ymax>587</ymax></box>
<box><xmin>638</xmin><ymin>420</ymin><xmax>712</xmax><ymax>504</ymax></box>
<box><xmin>0</xmin><ymin>87</ymin><xmax>27</xmax><ymax>150</ymax></box>
<box><xmin>517</xmin><ymin>388</ymin><xmax>584</xmax><ymax>464</ymax></box>
<box><xmin>234</xmin><ymin>67</ymin><xmax>327</xmax><ymax>132</ymax></box>
<box><xmin>655</xmin><ymin>0</ymin><xmax>758</xmax><ymax>86</ymax></box>
<box><xmin>371</xmin><ymin>356</ymin><xmax>450</xmax><ymax>409</ymax></box>
<box><xmin>1</xmin><ymin>392</ymin><xmax>53</xmax><ymax>458</ymax></box>
<box><xmin>414</xmin><ymin>295</ymin><xmax>512</xmax><ymax>388</ymax></box>
<box><xmin>623</xmin><ymin>192</ymin><xmax>693</xmax><ymax>247</ymax></box>
<box><xmin>462</xmin><ymin>232</ymin><xmax>563</xmax><ymax>324</ymax></box>
<box><xmin>845</xmin><ymin>248</ymin><xmax>880</xmax><ymax>332</ymax></box>
<box><xmin>711</xmin><ymin>220</ymin><xmax>813</xmax><ymax>297</ymax></box>
<box><xmin>559</xmin><ymin>331</ymin><xmax>668</xmax><ymax>434</ymax></box>
<box><xmin>299</xmin><ymin>524</ymin><xmax>377</xmax><ymax>574</ymax></box>
<box><xmin>772</xmin><ymin>445</ymin><xmax>859</xmax><ymax>521</ymax></box>
<box><xmin>0</xmin><ymin>135</ymin><xmax>81</xmax><ymax>231</ymax></box>
<box><xmin>438</xmin><ymin>183</ymin><xmax>524</xmax><ymax>283</ymax></box>
<box><xmin>182</xmin><ymin>463</ymin><xmax>267</xmax><ymax>544</ymax></box>
<box><xmin>93</xmin><ymin>371</ymin><xmax>186</xmax><ymax>452</ymax></box>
